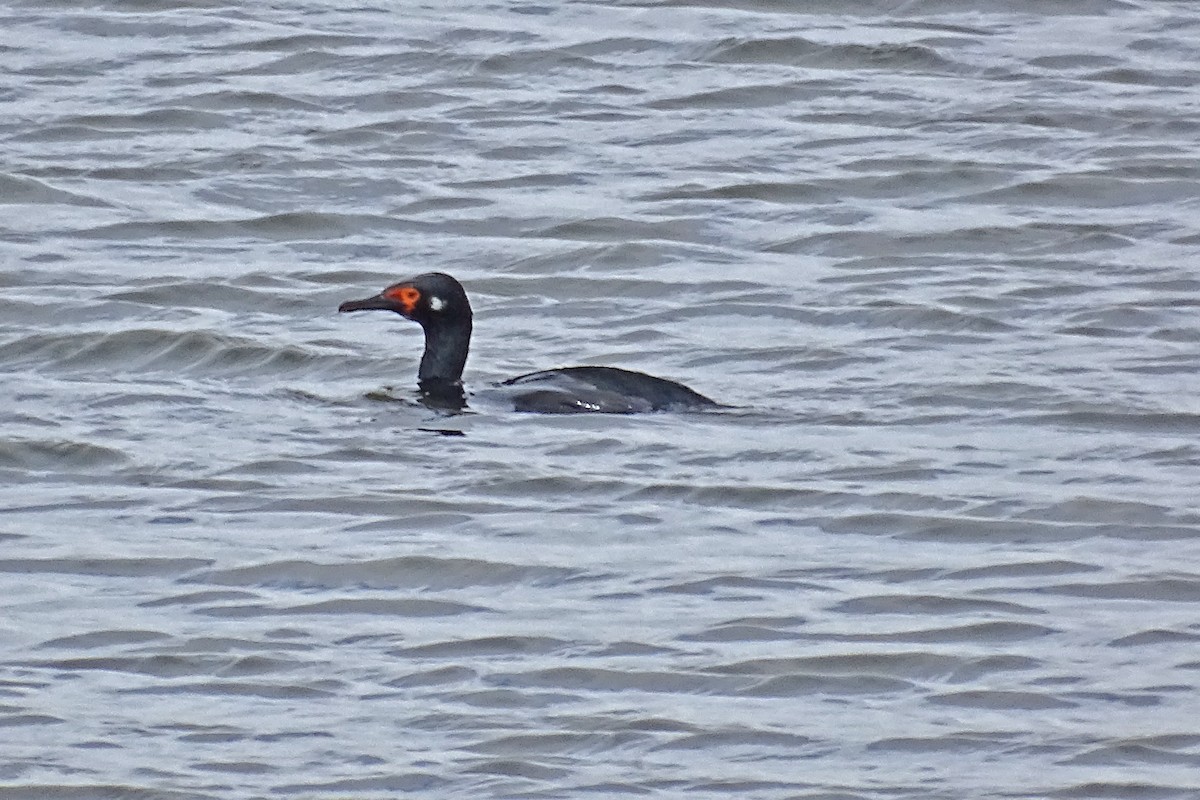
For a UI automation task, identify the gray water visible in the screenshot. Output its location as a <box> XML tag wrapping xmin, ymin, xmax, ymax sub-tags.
<box><xmin>3</xmin><ymin>1</ymin><xmax>1200</xmax><ymax>797</ymax></box>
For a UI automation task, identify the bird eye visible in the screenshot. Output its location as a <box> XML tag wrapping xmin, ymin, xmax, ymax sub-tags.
<box><xmin>429</xmin><ymin>295</ymin><xmax>446</xmax><ymax>312</ymax></box>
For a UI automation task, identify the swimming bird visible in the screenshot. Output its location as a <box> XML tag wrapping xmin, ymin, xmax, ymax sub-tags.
<box><xmin>338</xmin><ymin>272</ymin><xmax>717</xmax><ymax>414</ymax></box>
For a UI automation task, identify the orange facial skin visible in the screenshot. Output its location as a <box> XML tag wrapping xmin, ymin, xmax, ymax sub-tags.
<box><xmin>383</xmin><ymin>285</ymin><xmax>421</xmax><ymax>314</ymax></box>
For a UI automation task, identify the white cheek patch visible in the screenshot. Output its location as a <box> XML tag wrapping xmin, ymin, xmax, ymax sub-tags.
<box><xmin>429</xmin><ymin>296</ymin><xmax>446</xmax><ymax>312</ymax></box>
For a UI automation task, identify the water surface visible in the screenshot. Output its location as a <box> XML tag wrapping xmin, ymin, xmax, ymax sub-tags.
<box><xmin>3</xmin><ymin>1</ymin><xmax>1200</xmax><ymax>798</ymax></box>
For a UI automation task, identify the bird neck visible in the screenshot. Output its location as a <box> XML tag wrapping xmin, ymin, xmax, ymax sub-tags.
<box><xmin>417</xmin><ymin>316</ymin><xmax>471</xmax><ymax>387</ymax></box>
